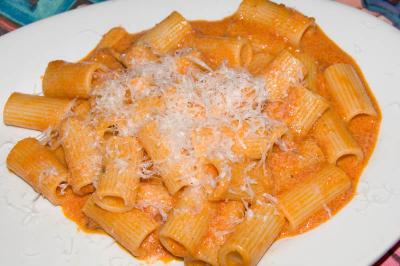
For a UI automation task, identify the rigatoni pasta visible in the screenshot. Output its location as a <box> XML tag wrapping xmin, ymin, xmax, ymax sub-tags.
<box><xmin>263</xmin><ymin>50</ymin><xmax>305</xmax><ymax>101</ymax></box>
<box><xmin>2</xmin><ymin>0</ymin><xmax>381</xmax><ymax>265</ymax></box>
<box><xmin>313</xmin><ymin>110</ymin><xmax>363</xmax><ymax>164</ymax></box>
<box><xmin>93</xmin><ymin>136</ymin><xmax>143</xmax><ymax>212</ymax></box>
<box><xmin>60</xmin><ymin>117</ymin><xmax>102</xmax><ymax>195</ymax></box>
<box><xmin>7</xmin><ymin>138</ymin><xmax>68</xmax><ymax>205</ymax></box>
<box><xmin>3</xmin><ymin>92</ymin><xmax>74</xmax><ymax>131</ymax></box>
<box><xmin>324</xmin><ymin>63</ymin><xmax>377</xmax><ymax>121</ymax></box>
<box><xmin>42</xmin><ymin>60</ymin><xmax>103</xmax><ymax>99</ymax></box>
<box><xmin>192</xmin><ymin>36</ymin><xmax>253</xmax><ymax>68</ymax></box>
<box><xmin>288</xmin><ymin>86</ymin><xmax>329</xmax><ymax>137</ymax></box>
<box><xmin>218</xmin><ymin>203</ymin><xmax>285</xmax><ymax>266</ymax></box>
<box><xmin>137</xmin><ymin>11</ymin><xmax>192</xmax><ymax>54</ymax></box>
<box><xmin>211</xmin><ymin>161</ymin><xmax>272</xmax><ymax>201</ymax></box>
<box><xmin>94</xmin><ymin>26</ymin><xmax>130</xmax><ymax>51</ymax></box>
<box><xmin>236</xmin><ymin>0</ymin><xmax>314</xmax><ymax>46</ymax></box>
<box><xmin>190</xmin><ymin>201</ymin><xmax>245</xmax><ymax>265</ymax></box>
<box><xmin>85</xmin><ymin>47</ymin><xmax>124</xmax><ymax>71</ymax></box>
<box><xmin>296</xmin><ymin>53</ymin><xmax>318</xmax><ymax>92</ymax></box>
<box><xmin>159</xmin><ymin>187</ymin><xmax>211</xmax><ymax>257</ymax></box>
<box><xmin>138</xmin><ymin>120</ymin><xmax>189</xmax><ymax>194</ymax></box>
<box><xmin>82</xmin><ymin>197</ymin><xmax>158</xmax><ymax>256</ymax></box>
<box><xmin>277</xmin><ymin>164</ymin><xmax>351</xmax><ymax>230</ymax></box>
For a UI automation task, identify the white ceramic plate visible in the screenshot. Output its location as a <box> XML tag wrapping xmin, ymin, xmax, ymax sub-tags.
<box><xmin>0</xmin><ymin>0</ymin><xmax>399</xmax><ymax>265</ymax></box>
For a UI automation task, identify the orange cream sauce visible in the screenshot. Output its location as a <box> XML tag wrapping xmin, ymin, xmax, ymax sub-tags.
<box><xmin>61</xmin><ymin>15</ymin><xmax>381</xmax><ymax>260</ymax></box>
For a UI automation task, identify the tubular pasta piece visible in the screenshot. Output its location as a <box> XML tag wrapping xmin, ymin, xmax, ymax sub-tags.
<box><xmin>193</xmin><ymin>201</ymin><xmax>245</xmax><ymax>266</ymax></box>
<box><xmin>137</xmin><ymin>11</ymin><xmax>192</xmax><ymax>54</ymax></box>
<box><xmin>277</xmin><ymin>164</ymin><xmax>351</xmax><ymax>229</ymax></box>
<box><xmin>135</xmin><ymin>180</ymin><xmax>173</xmax><ymax>221</ymax></box>
<box><xmin>94</xmin><ymin>26</ymin><xmax>132</xmax><ymax>52</ymax></box>
<box><xmin>324</xmin><ymin>63</ymin><xmax>377</xmax><ymax>122</ymax></box>
<box><xmin>3</xmin><ymin>92</ymin><xmax>74</xmax><ymax>131</ymax></box>
<box><xmin>159</xmin><ymin>187</ymin><xmax>211</xmax><ymax>257</ymax></box>
<box><xmin>192</xmin><ymin>35</ymin><xmax>253</xmax><ymax>69</ymax></box>
<box><xmin>138</xmin><ymin>120</ymin><xmax>188</xmax><ymax>194</ymax></box>
<box><xmin>218</xmin><ymin>203</ymin><xmax>285</xmax><ymax>266</ymax></box>
<box><xmin>264</xmin><ymin>50</ymin><xmax>306</xmax><ymax>102</ymax></box>
<box><xmin>236</xmin><ymin>0</ymin><xmax>314</xmax><ymax>46</ymax></box>
<box><xmin>7</xmin><ymin>138</ymin><xmax>68</xmax><ymax>205</ymax></box>
<box><xmin>296</xmin><ymin>53</ymin><xmax>318</xmax><ymax>91</ymax></box>
<box><xmin>85</xmin><ymin>47</ymin><xmax>124</xmax><ymax>70</ymax></box>
<box><xmin>226</xmin><ymin>123</ymin><xmax>287</xmax><ymax>160</ymax></box>
<box><xmin>93</xmin><ymin>136</ymin><xmax>143</xmax><ymax>212</ymax></box>
<box><xmin>313</xmin><ymin>110</ymin><xmax>363</xmax><ymax>164</ymax></box>
<box><xmin>211</xmin><ymin>161</ymin><xmax>273</xmax><ymax>201</ymax></box>
<box><xmin>42</xmin><ymin>60</ymin><xmax>103</xmax><ymax>99</ymax></box>
<box><xmin>288</xmin><ymin>87</ymin><xmax>329</xmax><ymax>137</ymax></box>
<box><xmin>82</xmin><ymin>196</ymin><xmax>158</xmax><ymax>256</ymax></box>
<box><xmin>60</xmin><ymin>117</ymin><xmax>102</xmax><ymax>195</ymax></box>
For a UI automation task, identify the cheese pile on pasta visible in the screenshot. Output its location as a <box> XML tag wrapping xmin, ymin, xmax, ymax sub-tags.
<box><xmin>3</xmin><ymin>0</ymin><xmax>380</xmax><ymax>265</ymax></box>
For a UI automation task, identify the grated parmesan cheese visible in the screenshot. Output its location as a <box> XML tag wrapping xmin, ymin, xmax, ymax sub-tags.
<box><xmin>38</xmin><ymin>166</ymin><xmax>59</xmax><ymax>187</ymax></box>
<box><xmin>89</xmin><ymin>47</ymin><xmax>282</xmax><ymax>191</ymax></box>
<box><xmin>322</xmin><ymin>203</ymin><xmax>332</xmax><ymax>218</ymax></box>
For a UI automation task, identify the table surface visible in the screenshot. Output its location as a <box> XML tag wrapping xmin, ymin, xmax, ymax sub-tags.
<box><xmin>0</xmin><ymin>0</ymin><xmax>399</xmax><ymax>265</ymax></box>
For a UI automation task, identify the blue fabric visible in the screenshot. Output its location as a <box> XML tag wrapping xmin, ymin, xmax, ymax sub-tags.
<box><xmin>0</xmin><ymin>0</ymin><xmax>105</xmax><ymax>25</ymax></box>
<box><xmin>362</xmin><ymin>0</ymin><xmax>400</xmax><ymax>27</ymax></box>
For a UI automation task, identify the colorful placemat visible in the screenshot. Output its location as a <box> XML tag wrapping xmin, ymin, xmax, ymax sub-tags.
<box><xmin>0</xmin><ymin>0</ymin><xmax>399</xmax><ymax>265</ymax></box>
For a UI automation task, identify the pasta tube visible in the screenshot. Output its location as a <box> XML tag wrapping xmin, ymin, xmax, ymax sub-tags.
<box><xmin>313</xmin><ymin>110</ymin><xmax>363</xmax><ymax>164</ymax></box>
<box><xmin>85</xmin><ymin>47</ymin><xmax>124</xmax><ymax>70</ymax></box>
<box><xmin>264</xmin><ymin>50</ymin><xmax>305</xmax><ymax>101</ymax></box>
<box><xmin>138</xmin><ymin>120</ymin><xmax>188</xmax><ymax>194</ymax></box>
<box><xmin>277</xmin><ymin>164</ymin><xmax>351</xmax><ymax>229</ymax></box>
<box><xmin>288</xmin><ymin>87</ymin><xmax>329</xmax><ymax>137</ymax></box>
<box><xmin>324</xmin><ymin>63</ymin><xmax>377</xmax><ymax>121</ymax></box>
<box><xmin>95</xmin><ymin>26</ymin><xmax>130</xmax><ymax>51</ymax></box>
<box><xmin>60</xmin><ymin>117</ymin><xmax>102</xmax><ymax>195</ymax></box>
<box><xmin>225</xmin><ymin>122</ymin><xmax>287</xmax><ymax>160</ymax></box>
<box><xmin>43</xmin><ymin>60</ymin><xmax>103</xmax><ymax>99</ymax></box>
<box><xmin>236</xmin><ymin>0</ymin><xmax>314</xmax><ymax>46</ymax></box>
<box><xmin>82</xmin><ymin>197</ymin><xmax>158</xmax><ymax>256</ymax></box>
<box><xmin>7</xmin><ymin>138</ymin><xmax>68</xmax><ymax>205</ymax></box>
<box><xmin>192</xmin><ymin>36</ymin><xmax>253</xmax><ymax>68</ymax></box>
<box><xmin>296</xmin><ymin>53</ymin><xmax>318</xmax><ymax>91</ymax></box>
<box><xmin>218</xmin><ymin>203</ymin><xmax>285</xmax><ymax>266</ymax></box>
<box><xmin>93</xmin><ymin>136</ymin><xmax>143</xmax><ymax>212</ymax></box>
<box><xmin>193</xmin><ymin>201</ymin><xmax>245</xmax><ymax>266</ymax></box>
<box><xmin>159</xmin><ymin>187</ymin><xmax>211</xmax><ymax>257</ymax></box>
<box><xmin>211</xmin><ymin>161</ymin><xmax>273</xmax><ymax>201</ymax></box>
<box><xmin>137</xmin><ymin>11</ymin><xmax>192</xmax><ymax>54</ymax></box>
<box><xmin>3</xmin><ymin>92</ymin><xmax>74</xmax><ymax>131</ymax></box>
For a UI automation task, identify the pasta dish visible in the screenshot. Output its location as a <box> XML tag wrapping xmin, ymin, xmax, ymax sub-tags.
<box><xmin>2</xmin><ymin>0</ymin><xmax>381</xmax><ymax>265</ymax></box>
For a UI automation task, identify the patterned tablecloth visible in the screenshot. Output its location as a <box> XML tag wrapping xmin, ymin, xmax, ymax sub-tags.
<box><xmin>0</xmin><ymin>0</ymin><xmax>399</xmax><ymax>265</ymax></box>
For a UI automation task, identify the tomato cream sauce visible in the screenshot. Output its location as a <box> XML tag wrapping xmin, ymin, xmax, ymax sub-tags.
<box><xmin>61</xmin><ymin>14</ymin><xmax>381</xmax><ymax>260</ymax></box>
